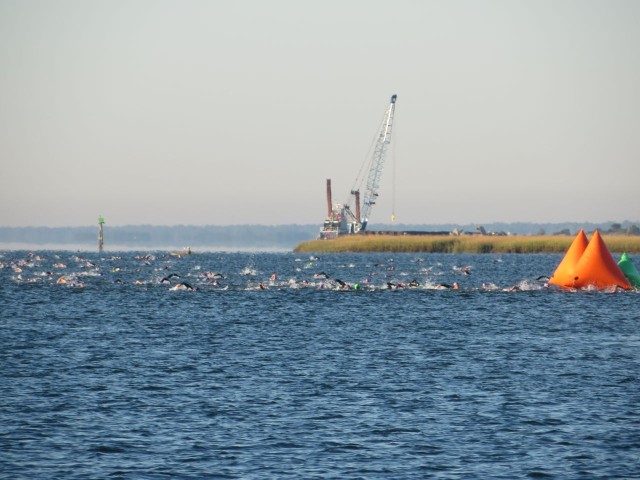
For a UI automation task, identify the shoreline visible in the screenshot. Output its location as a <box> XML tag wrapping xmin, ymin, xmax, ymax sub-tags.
<box><xmin>294</xmin><ymin>234</ymin><xmax>640</xmax><ymax>254</ymax></box>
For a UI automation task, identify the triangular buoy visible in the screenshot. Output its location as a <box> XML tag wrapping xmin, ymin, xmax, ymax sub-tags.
<box><xmin>549</xmin><ymin>229</ymin><xmax>589</xmax><ymax>287</ymax></box>
<box><xmin>571</xmin><ymin>230</ymin><xmax>631</xmax><ymax>290</ymax></box>
<box><xmin>618</xmin><ymin>252</ymin><xmax>640</xmax><ymax>288</ymax></box>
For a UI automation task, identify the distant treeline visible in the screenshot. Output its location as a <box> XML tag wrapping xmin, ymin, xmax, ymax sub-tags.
<box><xmin>1</xmin><ymin>221</ymin><xmax>638</xmax><ymax>249</ymax></box>
<box><xmin>377</xmin><ymin>221</ymin><xmax>640</xmax><ymax>236</ymax></box>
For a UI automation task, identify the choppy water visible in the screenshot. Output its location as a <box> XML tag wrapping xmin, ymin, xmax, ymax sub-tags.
<box><xmin>1</xmin><ymin>250</ymin><xmax>639</xmax><ymax>479</ymax></box>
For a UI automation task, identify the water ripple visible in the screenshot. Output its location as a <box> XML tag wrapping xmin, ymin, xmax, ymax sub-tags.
<box><xmin>1</xmin><ymin>251</ymin><xmax>639</xmax><ymax>479</ymax></box>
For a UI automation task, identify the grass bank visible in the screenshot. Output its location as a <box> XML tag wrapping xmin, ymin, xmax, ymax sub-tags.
<box><xmin>294</xmin><ymin>234</ymin><xmax>640</xmax><ymax>254</ymax></box>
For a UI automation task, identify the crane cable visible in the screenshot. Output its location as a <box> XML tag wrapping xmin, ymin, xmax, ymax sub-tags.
<box><xmin>346</xmin><ymin>110</ymin><xmax>389</xmax><ymax>206</ymax></box>
<box><xmin>391</xmin><ymin>113</ymin><xmax>397</xmax><ymax>222</ymax></box>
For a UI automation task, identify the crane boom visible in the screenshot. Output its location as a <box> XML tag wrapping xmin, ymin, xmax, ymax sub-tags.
<box><xmin>360</xmin><ymin>94</ymin><xmax>397</xmax><ymax>230</ymax></box>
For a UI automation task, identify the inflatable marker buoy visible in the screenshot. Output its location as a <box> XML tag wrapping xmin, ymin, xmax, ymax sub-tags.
<box><xmin>549</xmin><ymin>229</ymin><xmax>589</xmax><ymax>288</ymax></box>
<box><xmin>618</xmin><ymin>252</ymin><xmax>640</xmax><ymax>288</ymax></box>
<box><xmin>550</xmin><ymin>230</ymin><xmax>631</xmax><ymax>290</ymax></box>
<box><xmin>571</xmin><ymin>230</ymin><xmax>630</xmax><ymax>290</ymax></box>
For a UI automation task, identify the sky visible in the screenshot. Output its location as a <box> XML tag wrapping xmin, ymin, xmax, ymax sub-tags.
<box><xmin>1</xmin><ymin>0</ymin><xmax>639</xmax><ymax>227</ymax></box>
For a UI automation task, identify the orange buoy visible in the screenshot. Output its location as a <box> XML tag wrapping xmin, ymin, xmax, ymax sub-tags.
<box><xmin>571</xmin><ymin>230</ymin><xmax>631</xmax><ymax>290</ymax></box>
<box><xmin>549</xmin><ymin>229</ymin><xmax>589</xmax><ymax>288</ymax></box>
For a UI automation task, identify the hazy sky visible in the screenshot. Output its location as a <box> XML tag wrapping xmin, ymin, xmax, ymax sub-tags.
<box><xmin>1</xmin><ymin>0</ymin><xmax>639</xmax><ymax>227</ymax></box>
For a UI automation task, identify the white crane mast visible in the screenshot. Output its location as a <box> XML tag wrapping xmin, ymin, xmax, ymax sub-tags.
<box><xmin>360</xmin><ymin>94</ymin><xmax>397</xmax><ymax>230</ymax></box>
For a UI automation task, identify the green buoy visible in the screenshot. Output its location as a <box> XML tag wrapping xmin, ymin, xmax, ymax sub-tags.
<box><xmin>618</xmin><ymin>252</ymin><xmax>640</xmax><ymax>288</ymax></box>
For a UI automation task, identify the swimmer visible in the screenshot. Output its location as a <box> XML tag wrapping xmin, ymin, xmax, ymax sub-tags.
<box><xmin>160</xmin><ymin>273</ymin><xmax>180</xmax><ymax>284</ymax></box>
<box><xmin>170</xmin><ymin>282</ymin><xmax>196</xmax><ymax>291</ymax></box>
<box><xmin>454</xmin><ymin>265</ymin><xmax>472</xmax><ymax>275</ymax></box>
<box><xmin>203</xmin><ymin>272</ymin><xmax>224</xmax><ymax>279</ymax></box>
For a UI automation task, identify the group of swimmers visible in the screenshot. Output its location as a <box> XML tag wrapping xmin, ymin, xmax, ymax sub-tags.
<box><xmin>2</xmin><ymin>252</ymin><xmax>556</xmax><ymax>293</ymax></box>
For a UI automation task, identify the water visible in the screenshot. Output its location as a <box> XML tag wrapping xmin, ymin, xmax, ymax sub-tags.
<box><xmin>1</xmin><ymin>250</ymin><xmax>639</xmax><ymax>479</ymax></box>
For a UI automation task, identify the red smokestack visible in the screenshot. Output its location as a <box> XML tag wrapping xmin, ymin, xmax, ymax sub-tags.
<box><xmin>354</xmin><ymin>190</ymin><xmax>361</xmax><ymax>225</ymax></box>
<box><xmin>326</xmin><ymin>179</ymin><xmax>333</xmax><ymax>219</ymax></box>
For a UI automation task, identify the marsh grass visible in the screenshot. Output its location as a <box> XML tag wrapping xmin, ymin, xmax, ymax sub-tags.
<box><xmin>294</xmin><ymin>234</ymin><xmax>640</xmax><ymax>254</ymax></box>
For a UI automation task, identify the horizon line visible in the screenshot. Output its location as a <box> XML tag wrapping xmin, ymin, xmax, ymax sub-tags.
<box><xmin>1</xmin><ymin>220</ymin><xmax>639</xmax><ymax>229</ymax></box>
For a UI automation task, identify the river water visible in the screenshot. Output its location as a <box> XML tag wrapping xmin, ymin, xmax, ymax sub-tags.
<box><xmin>1</xmin><ymin>250</ymin><xmax>639</xmax><ymax>479</ymax></box>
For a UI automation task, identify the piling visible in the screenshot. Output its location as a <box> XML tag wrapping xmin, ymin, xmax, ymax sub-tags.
<box><xmin>98</xmin><ymin>216</ymin><xmax>105</xmax><ymax>252</ymax></box>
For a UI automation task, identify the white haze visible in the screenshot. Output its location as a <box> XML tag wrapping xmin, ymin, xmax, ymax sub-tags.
<box><xmin>1</xmin><ymin>0</ymin><xmax>639</xmax><ymax>227</ymax></box>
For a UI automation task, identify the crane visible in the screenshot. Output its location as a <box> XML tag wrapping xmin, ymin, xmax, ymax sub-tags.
<box><xmin>319</xmin><ymin>95</ymin><xmax>398</xmax><ymax>239</ymax></box>
<box><xmin>358</xmin><ymin>94</ymin><xmax>397</xmax><ymax>231</ymax></box>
